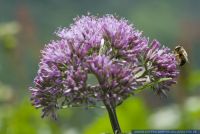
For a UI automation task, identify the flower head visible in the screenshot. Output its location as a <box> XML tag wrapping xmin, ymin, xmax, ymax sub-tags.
<box><xmin>143</xmin><ymin>40</ymin><xmax>179</xmax><ymax>96</ymax></box>
<box><xmin>30</xmin><ymin>15</ymin><xmax>179</xmax><ymax>119</ymax></box>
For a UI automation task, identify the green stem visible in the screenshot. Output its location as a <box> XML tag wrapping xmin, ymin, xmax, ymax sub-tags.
<box><xmin>104</xmin><ymin>101</ymin><xmax>122</xmax><ymax>134</ymax></box>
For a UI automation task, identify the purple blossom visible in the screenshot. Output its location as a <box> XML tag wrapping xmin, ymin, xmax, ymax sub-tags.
<box><xmin>29</xmin><ymin>15</ymin><xmax>179</xmax><ymax>119</ymax></box>
<box><xmin>143</xmin><ymin>40</ymin><xmax>179</xmax><ymax>96</ymax></box>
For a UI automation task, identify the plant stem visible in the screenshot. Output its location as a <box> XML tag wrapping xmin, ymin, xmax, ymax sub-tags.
<box><xmin>104</xmin><ymin>101</ymin><xmax>122</xmax><ymax>134</ymax></box>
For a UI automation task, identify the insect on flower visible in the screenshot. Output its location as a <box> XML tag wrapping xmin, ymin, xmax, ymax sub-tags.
<box><xmin>29</xmin><ymin>14</ymin><xmax>181</xmax><ymax>134</ymax></box>
<box><xmin>174</xmin><ymin>45</ymin><xmax>188</xmax><ymax>66</ymax></box>
<box><xmin>29</xmin><ymin>15</ymin><xmax>180</xmax><ymax>123</ymax></box>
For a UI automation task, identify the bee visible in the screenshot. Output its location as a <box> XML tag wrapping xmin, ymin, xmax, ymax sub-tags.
<box><xmin>174</xmin><ymin>45</ymin><xmax>188</xmax><ymax>66</ymax></box>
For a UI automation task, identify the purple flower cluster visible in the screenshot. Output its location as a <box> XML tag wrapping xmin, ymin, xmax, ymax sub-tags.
<box><xmin>143</xmin><ymin>40</ymin><xmax>179</xmax><ymax>96</ymax></box>
<box><xmin>29</xmin><ymin>15</ymin><xmax>179</xmax><ymax>119</ymax></box>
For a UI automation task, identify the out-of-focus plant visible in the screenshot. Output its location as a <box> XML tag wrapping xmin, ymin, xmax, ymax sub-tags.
<box><xmin>188</xmin><ymin>70</ymin><xmax>200</xmax><ymax>91</ymax></box>
<box><xmin>0</xmin><ymin>98</ymin><xmax>73</xmax><ymax>134</ymax></box>
<box><xmin>183</xmin><ymin>96</ymin><xmax>200</xmax><ymax>128</ymax></box>
<box><xmin>148</xmin><ymin>96</ymin><xmax>200</xmax><ymax>129</ymax></box>
<box><xmin>0</xmin><ymin>82</ymin><xmax>14</xmax><ymax>104</ymax></box>
<box><xmin>0</xmin><ymin>83</ymin><xmax>72</xmax><ymax>134</ymax></box>
<box><xmin>29</xmin><ymin>14</ymin><xmax>180</xmax><ymax>134</ymax></box>
<box><xmin>0</xmin><ymin>22</ymin><xmax>20</xmax><ymax>50</ymax></box>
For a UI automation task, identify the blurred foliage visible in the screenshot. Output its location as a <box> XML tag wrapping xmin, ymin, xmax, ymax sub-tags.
<box><xmin>0</xmin><ymin>0</ymin><xmax>200</xmax><ymax>134</ymax></box>
<box><xmin>0</xmin><ymin>22</ymin><xmax>20</xmax><ymax>50</ymax></box>
<box><xmin>0</xmin><ymin>96</ymin><xmax>72</xmax><ymax>134</ymax></box>
<box><xmin>0</xmin><ymin>82</ymin><xmax>14</xmax><ymax>103</ymax></box>
<box><xmin>148</xmin><ymin>96</ymin><xmax>200</xmax><ymax>130</ymax></box>
<box><xmin>188</xmin><ymin>70</ymin><xmax>200</xmax><ymax>90</ymax></box>
<box><xmin>0</xmin><ymin>22</ymin><xmax>20</xmax><ymax>36</ymax></box>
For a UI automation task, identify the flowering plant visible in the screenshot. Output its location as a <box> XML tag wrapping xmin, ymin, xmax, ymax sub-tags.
<box><xmin>30</xmin><ymin>15</ymin><xmax>179</xmax><ymax>134</ymax></box>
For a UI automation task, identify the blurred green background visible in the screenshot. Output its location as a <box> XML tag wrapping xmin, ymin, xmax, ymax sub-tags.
<box><xmin>0</xmin><ymin>0</ymin><xmax>200</xmax><ymax>134</ymax></box>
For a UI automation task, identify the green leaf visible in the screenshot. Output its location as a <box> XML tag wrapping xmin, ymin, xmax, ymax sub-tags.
<box><xmin>134</xmin><ymin>78</ymin><xmax>172</xmax><ymax>94</ymax></box>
